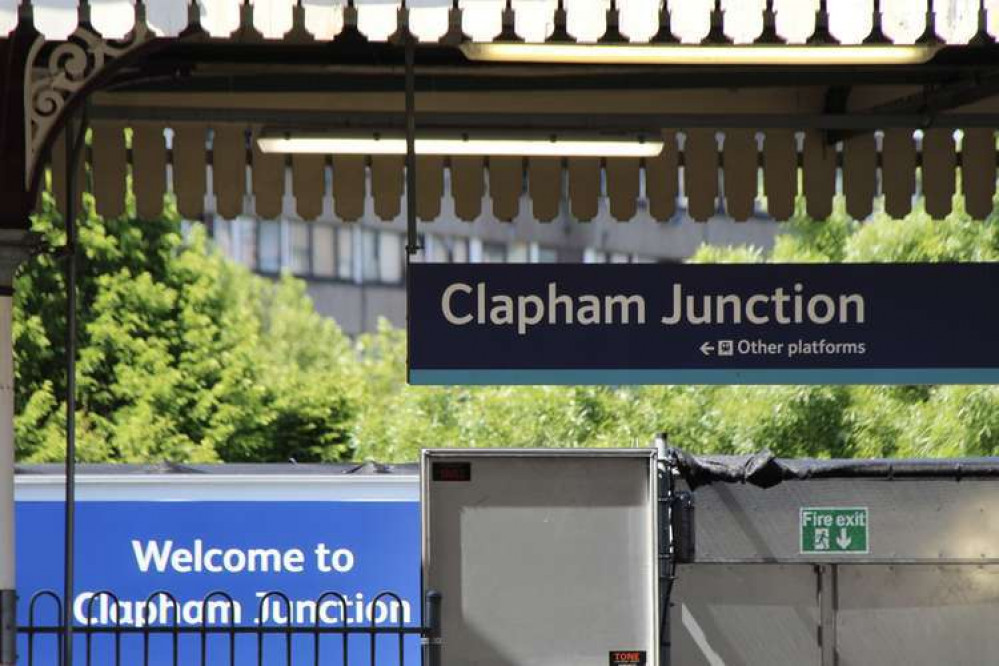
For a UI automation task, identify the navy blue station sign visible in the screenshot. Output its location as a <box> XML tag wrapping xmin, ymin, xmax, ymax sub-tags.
<box><xmin>408</xmin><ymin>263</ymin><xmax>999</xmax><ymax>385</ymax></box>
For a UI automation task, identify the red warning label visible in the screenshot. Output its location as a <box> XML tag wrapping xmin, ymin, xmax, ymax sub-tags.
<box><xmin>609</xmin><ymin>651</ymin><xmax>646</xmax><ymax>666</ymax></box>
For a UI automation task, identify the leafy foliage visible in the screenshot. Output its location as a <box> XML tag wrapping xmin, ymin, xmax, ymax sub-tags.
<box><xmin>14</xmin><ymin>194</ymin><xmax>354</xmax><ymax>463</ymax></box>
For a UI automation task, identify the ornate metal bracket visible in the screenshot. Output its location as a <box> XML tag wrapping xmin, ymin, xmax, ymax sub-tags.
<box><xmin>23</xmin><ymin>13</ymin><xmax>152</xmax><ymax>188</ymax></box>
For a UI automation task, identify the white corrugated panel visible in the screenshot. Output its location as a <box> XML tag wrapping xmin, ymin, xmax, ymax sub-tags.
<box><xmin>670</xmin><ymin>0</ymin><xmax>710</xmax><ymax>43</ymax></box>
<box><xmin>92</xmin><ymin>0</ymin><xmax>134</xmax><ymax>38</ymax></box>
<box><xmin>774</xmin><ymin>0</ymin><xmax>817</xmax><ymax>43</ymax></box>
<box><xmin>727</xmin><ymin>0</ymin><xmax>765</xmax><ymax>43</ymax></box>
<box><xmin>937</xmin><ymin>0</ymin><xmax>980</xmax><ymax>43</ymax></box>
<box><xmin>6</xmin><ymin>0</ymin><xmax>999</xmax><ymax>42</ymax></box>
<box><xmin>302</xmin><ymin>0</ymin><xmax>342</xmax><ymax>40</ymax></box>
<box><xmin>252</xmin><ymin>0</ymin><xmax>293</xmax><ymax>38</ymax></box>
<box><xmin>0</xmin><ymin>0</ymin><xmax>15</xmax><ymax>34</ymax></box>
<box><xmin>31</xmin><ymin>0</ymin><xmax>78</xmax><ymax>39</ymax></box>
<box><xmin>829</xmin><ymin>0</ymin><xmax>872</xmax><ymax>44</ymax></box>
<box><xmin>357</xmin><ymin>0</ymin><xmax>396</xmax><ymax>40</ymax></box>
<box><xmin>201</xmin><ymin>0</ymin><xmax>240</xmax><ymax>37</ymax></box>
<box><xmin>409</xmin><ymin>0</ymin><xmax>448</xmax><ymax>42</ymax></box>
<box><xmin>513</xmin><ymin>0</ymin><xmax>556</xmax><ymax>42</ymax></box>
<box><xmin>565</xmin><ymin>0</ymin><xmax>608</xmax><ymax>43</ymax></box>
<box><xmin>883</xmin><ymin>0</ymin><xmax>922</xmax><ymax>42</ymax></box>
<box><xmin>462</xmin><ymin>0</ymin><xmax>501</xmax><ymax>40</ymax></box>
<box><xmin>619</xmin><ymin>0</ymin><xmax>658</xmax><ymax>42</ymax></box>
<box><xmin>145</xmin><ymin>0</ymin><xmax>189</xmax><ymax>36</ymax></box>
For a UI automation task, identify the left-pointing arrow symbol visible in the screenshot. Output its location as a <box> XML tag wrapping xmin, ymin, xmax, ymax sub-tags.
<box><xmin>700</xmin><ymin>342</ymin><xmax>715</xmax><ymax>356</ymax></box>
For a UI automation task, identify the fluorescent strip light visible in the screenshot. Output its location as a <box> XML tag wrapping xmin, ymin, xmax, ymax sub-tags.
<box><xmin>257</xmin><ymin>135</ymin><xmax>663</xmax><ymax>158</ymax></box>
<box><xmin>459</xmin><ymin>43</ymin><xmax>940</xmax><ymax>66</ymax></box>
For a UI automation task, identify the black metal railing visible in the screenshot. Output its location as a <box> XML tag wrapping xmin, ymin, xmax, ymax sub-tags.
<box><xmin>17</xmin><ymin>590</ymin><xmax>441</xmax><ymax>666</ymax></box>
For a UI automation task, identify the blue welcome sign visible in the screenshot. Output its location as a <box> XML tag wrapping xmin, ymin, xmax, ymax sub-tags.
<box><xmin>16</xmin><ymin>499</ymin><xmax>420</xmax><ymax>666</ymax></box>
<box><xmin>408</xmin><ymin>263</ymin><xmax>999</xmax><ymax>385</ymax></box>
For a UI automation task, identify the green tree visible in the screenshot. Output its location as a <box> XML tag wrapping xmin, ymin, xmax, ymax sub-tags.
<box><xmin>14</xmin><ymin>193</ymin><xmax>355</xmax><ymax>463</ymax></box>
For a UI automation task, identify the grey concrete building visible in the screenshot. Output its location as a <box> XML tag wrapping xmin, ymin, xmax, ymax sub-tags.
<box><xmin>207</xmin><ymin>173</ymin><xmax>779</xmax><ymax>335</ymax></box>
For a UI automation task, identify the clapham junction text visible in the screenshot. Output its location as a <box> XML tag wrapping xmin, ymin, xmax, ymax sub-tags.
<box><xmin>409</xmin><ymin>263</ymin><xmax>999</xmax><ymax>385</ymax></box>
<box><xmin>440</xmin><ymin>282</ymin><xmax>866</xmax><ymax>334</ymax></box>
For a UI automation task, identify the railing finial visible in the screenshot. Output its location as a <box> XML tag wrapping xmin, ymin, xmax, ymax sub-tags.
<box><xmin>917</xmin><ymin>0</ymin><xmax>942</xmax><ymax>45</ymax></box>
<box><xmin>757</xmin><ymin>0</ymin><xmax>785</xmax><ymax>45</ymax></box>
<box><xmin>497</xmin><ymin>0</ymin><xmax>523</xmax><ymax>42</ymax></box>
<box><xmin>441</xmin><ymin>0</ymin><xmax>470</xmax><ymax>45</ymax></box>
<box><xmin>704</xmin><ymin>0</ymin><xmax>733</xmax><ymax>45</ymax></box>
<box><xmin>807</xmin><ymin>0</ymin><xmax>840</xmax><ymax>45</ymax></box>
<box><xmin>599</xmin><ymin>0</ymin><xmax>626</xmax><ymax>44</ymax></box>
<box><xmin>969</xmin><ymin>0</ymin><xmax>993</xmax><ymax>46</ymax></box>
<box><xmin>863</xmin><ymin>0</ymin><xmax>891</xmax><ymax>44</ymax></box>
<box><xmin>546</xmin><ymin>0</ymin><xmax>574</xmax><ymax>44</ymax></box>
<box><xmin>651</xmin><ymin>1</ymin><xmax>679</xmax><ymax>44</ymax></box>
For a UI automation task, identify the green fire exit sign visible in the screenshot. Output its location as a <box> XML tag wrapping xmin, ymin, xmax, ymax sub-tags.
<box><xmin>800</xmin><ymin>507</ymin><xmax>869</xmax><ymax>554</ymax></box>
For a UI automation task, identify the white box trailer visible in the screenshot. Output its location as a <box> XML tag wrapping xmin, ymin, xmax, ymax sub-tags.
<box><xmin>421</xmin><ymin>450</ymin><xmax>659</xmax><ymax>666</ymax></box>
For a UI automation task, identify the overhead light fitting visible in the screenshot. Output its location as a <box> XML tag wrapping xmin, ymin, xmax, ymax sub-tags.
<box><xmin>256</xmin><ymin>133</ymin><xmax>664</xmax><ymax>158</ymax></box>
<box><xmin>458</xmin><ymin>43</ymin><xmax>940</xmax><ymax>66</ymax></box>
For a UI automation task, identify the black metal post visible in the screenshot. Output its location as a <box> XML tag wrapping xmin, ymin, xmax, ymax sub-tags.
<box><xmin>402</xmin><ymin>24</ymin><xmax>419</xmax><ymax>383</ymax></box>
<box><xmin>0</xmin><ymin>590</ymin><xmax>13</xmax><ymax>666</ymax></box>
<box><xmin>423</xmin><ymin>591</ymin><xmax>442</xmax><ymax>666</ymax></box>
<box><xmin>655</xmin><ymin>435</ymin><xmax>675</xmax><ymax>666</ymax></box>
<box><xmin>404</xmin><ymin>34</ymin><xmax>419</xmax><ymax>257</ymax></box>
<box><xmin>63</xmin><ymin>110</ymin><xmax>87</xmax><ymax>666</ymax></box>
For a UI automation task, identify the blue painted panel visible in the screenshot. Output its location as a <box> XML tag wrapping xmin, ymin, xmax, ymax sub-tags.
<box><xmin>15</xmin><ymin>500</ymin><xmax>421</xmax><ymax>666</ymax></box>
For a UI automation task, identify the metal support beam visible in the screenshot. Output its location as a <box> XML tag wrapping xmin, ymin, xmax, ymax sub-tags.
<box><xmin>404</xmin><ymin>34</ymin><xmax>419</xmax><ymax>256</ymax></box>
<box><xmin>88</xmin><ymin>104</ymin><xmax>999</xmax><ymax>131</ymax></box>
<box><xmin>818</xmin><ymin>564</ymin><xmax>838</xmax><ymax>666</ymax></box>
<box><xmin>0</xmin><ymin>228</ymin><xmax>40</xmax><ymax>666</ymax></box>
<box><xmin>0</xmin><ymin>282</ymin><xmax>16</xmax><ymax>666</ymax></box>
<box><xmin>0</xmin><ymin>590</ymin><xmax>13</xmax><ymax>666</ymax></box>
<box><xmin>402</xmin><ymin>28</ymin><xmax>419</xmax><ymax>383</ymax></box>
<box><xmin>655</xmin><ymin>435</ymin><xmax>674</xmax><ymax>666</ymax></box>
<box><xmin>96</xmin><ymin>38</ymin><xmax>999</xmax><ymax>94</ymax></box>
<box><xmin>61</xmin><ymin>109</ymin><xmax>87</xmax><ymax>666</ymax></box>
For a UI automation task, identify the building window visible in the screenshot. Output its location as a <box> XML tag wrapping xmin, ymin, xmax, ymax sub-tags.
<box><xmin>258</xmin><ymin>220</ymin><xmax>281</xmax><ymax>273</ymax></box>
<box><xmin>213</xmin><ymin>219</ymin><xmax>232</xmax><ymax>259</ymax></box>
<box><xmin>508</xmin><ymin>242</ymin><xmax>529</xmax><ymax>263</ymax></box>
<box><xmin>289</xmin><ymin>221</ymin><xmax>311</xmax><ymax>276</ymax></box>
<box><xmin>218</xmin><ymin>219</ymin><xmax>362</xmax><ymax>281</ymax></box>
<box><xmin>609</xmin><ymin>252</ymin><xmax>631</xmax><ymax>264</ymax></box>
<box><xmin>425</xmin><ymin>234</ymin><xmax>470</xmax><ymax>263</ymax></box>
<box><xmin>336</xmin><ymin>227</ymin><xmax>353</xmax><ymax>280</ymax></box>
<box><xmin>235</xmin><ymin>218</ymin><xmax>257</xmax><ymax>269</ymax></box>
<box><xmin>426</xmin><ymin>235</ymin><xmax>448</xmax><ymax>263</ymax></box>
<box><xmin>452</xmin><ymin>238</ymin><xmax>469</xmax><ymax>263</ymax></box>
<box><xmin>481</xmin><ymin>242</ymin><xmax>506</xmax><ymax>264</ymax></box>
<box><xmin>360</xmin><ymin>228</ymin><xmax>404</xmax><ymax>284</ymax></box>
<box><xmin>585</xmin><ymin>249</ymin><xmax>607</xmax><ymax>264</ymax></box>
<box><xmin>584</xmin><ymin>249</ymin><xmax>655</xmax><ymax>264</ymax></box>
<box><xmin>312</xmin><ymin>224</ymin><xmax>336</xmax><ymax>277</ymax></box>
<box><xmin>536</xmin><ymin>245</ymin><xmax>558</xmax><ymax>263</ymax></box>
<box><xmin>379</xmin><ymin>231</ymin><xmax>403</xmax><ymax>283</ymax></box>
<box><xmin>361</xmin><ymin>229</ymin><xmax>379</xmax><ymax>282</ymax></box>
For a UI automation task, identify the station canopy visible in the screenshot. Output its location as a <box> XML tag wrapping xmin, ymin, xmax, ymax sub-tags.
<box><xmin>9</xmin><ymin>0</ymin><xmax>999</xmax><ymax>226</ymax></box>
